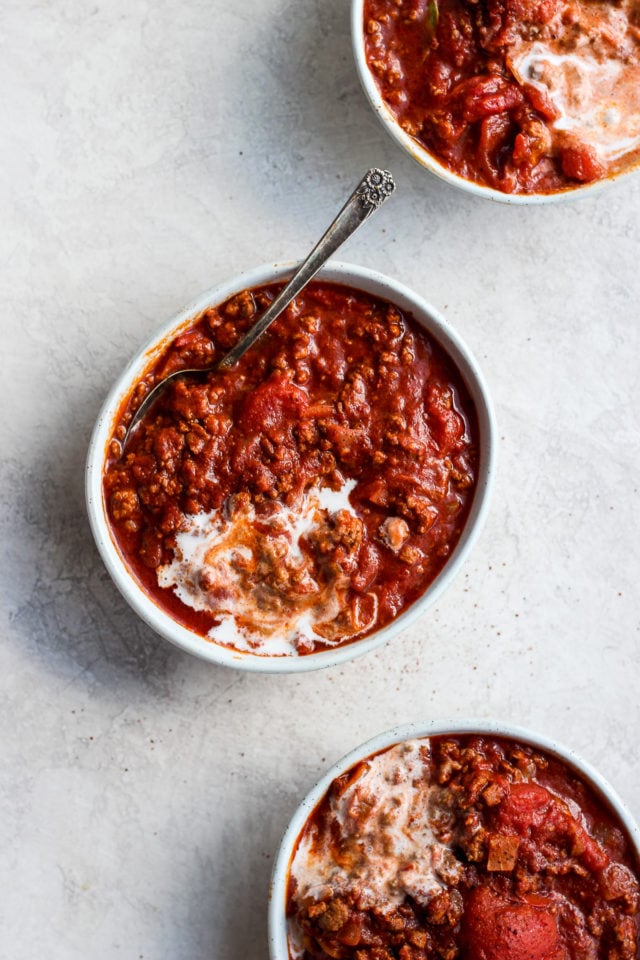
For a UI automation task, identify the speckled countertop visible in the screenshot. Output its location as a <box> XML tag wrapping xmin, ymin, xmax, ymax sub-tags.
<box><xmin>2</xmin><ymin>1</ymin><xmax>640</xmax><ymax>958</ymax></box>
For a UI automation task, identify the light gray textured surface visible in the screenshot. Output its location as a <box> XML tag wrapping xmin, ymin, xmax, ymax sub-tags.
<box><xmin>1</xmin><ymin>1</ymin><xmax>639</xmax><ymax>958</ymax></box>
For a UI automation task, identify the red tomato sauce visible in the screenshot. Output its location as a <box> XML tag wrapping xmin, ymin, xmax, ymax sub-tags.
<box><xmin>363</xmin><ymin>0</ymin><xmax>640</xmax><ymax>194</ymax></box>
<box><xmin>287</xmin><ymin>735</ymin><xmax>640</xmax><ymax>958</ymax></box>
<box><xmin>103</xmin><ymin>282</ymin><xmax>478</xmax><ymax>656</ymax></box>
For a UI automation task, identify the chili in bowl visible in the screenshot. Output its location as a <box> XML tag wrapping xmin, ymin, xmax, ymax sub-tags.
<box><xmin>269</xmin><ymin>720</ymin><xmax>640</xmax><ymax>959</ymax></box>
<box><xmin>352</xmin><ymin>0</ymin><xmax>640</xmax><ymax>202</ymax></box>
<box><xmin>86</xmin><ymin>262</ymin><xmax>495</xmax><ymax>673</ymax></box>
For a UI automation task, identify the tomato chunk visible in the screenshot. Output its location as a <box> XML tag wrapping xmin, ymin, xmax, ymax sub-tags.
<box><xmin>463</xmin><ymin>887</ymin><xmax>567</xmax><ymax>960</ymax></box>
<box><xmin>497</xmin><ymin>782</ymin><xmax>553</xmax><ymax>833</ymax></box>
<box><xmin>236</xmin><ymin>373</ymin><xmax>308</xmax><ymax>437</ymax></box>
<box><xmin>561</xmin><ymin>143</ymin><xmax>605</xmax><ymax>183</ymax></box>
<box><xmin>497</xmin><ymin>781</ymin><xmax>610</xmax><ymax>872</ymax></box>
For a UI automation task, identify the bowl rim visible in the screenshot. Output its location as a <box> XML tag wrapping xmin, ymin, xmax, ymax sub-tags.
<box><xmin>350</xmin><ymin>0</ymin><xmax>634</xmax><ymax>205</ymax></box>
<box><xmin>268</xmin><ymin>718</ymin><xmax>640</xmax><ymax>959</ymax></box>
<box><xmin>86</xmin><ymin>260</ymin><xmax>496</xmax><ymax>673</ymax></box>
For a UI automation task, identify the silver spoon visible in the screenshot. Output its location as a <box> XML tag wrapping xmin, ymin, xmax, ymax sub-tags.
<box><xmin>121</xmin><ymin>167</ymin><xmax>395</xmax><ymax>448</ymax></box>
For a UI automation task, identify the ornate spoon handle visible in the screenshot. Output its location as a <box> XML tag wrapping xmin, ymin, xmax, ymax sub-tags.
<box><xmin>218</xmin><ymin>168</ymin><xmax>395</xmax><ymax>370</ymax></box>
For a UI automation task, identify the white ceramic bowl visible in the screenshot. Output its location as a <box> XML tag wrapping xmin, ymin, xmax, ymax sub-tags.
<box><xmin>86</xmin><ymin>261</ymin><xmax>496</xmax><ymax>673</ymax></box>
<box><xmin>351</xmin><ymin>0</ymin><xmax>636</xmax><ymax>204</ymax></box>
<box><xmin>269</xmin><ymin>718</ymin><xmax>640</xmax><ymax>958</ymax></box>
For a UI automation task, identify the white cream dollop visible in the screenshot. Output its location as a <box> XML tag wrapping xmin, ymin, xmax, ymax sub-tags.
<box><xmin>290</xmin><ymin>739</ymin><xmax>462</xmax><ymax>911</ymax></box>
<box><xmin>157</xmin><ymin>480</ymin><xmax>374</xmax><ymax>656</ymax></box>
<box><xmin>510</xmin><ymin>1</ymin><xmax>640</xmax><ymax>163</ymax></box>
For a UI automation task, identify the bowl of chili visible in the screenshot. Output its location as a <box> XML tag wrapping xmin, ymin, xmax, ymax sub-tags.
<box><xmin>352</xmin><ymin>0</ymin><xmax>640</xmax><ymax>201</ymax></box>
<box><xmin>270</xmin><ymin>719</ymin><xmax>640</xmax><ymax>959</ymax></box>
<box><xmin>86</xmin><ymin>262</ymin><xmax>495</xmax><ymax>672</ymax></box>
